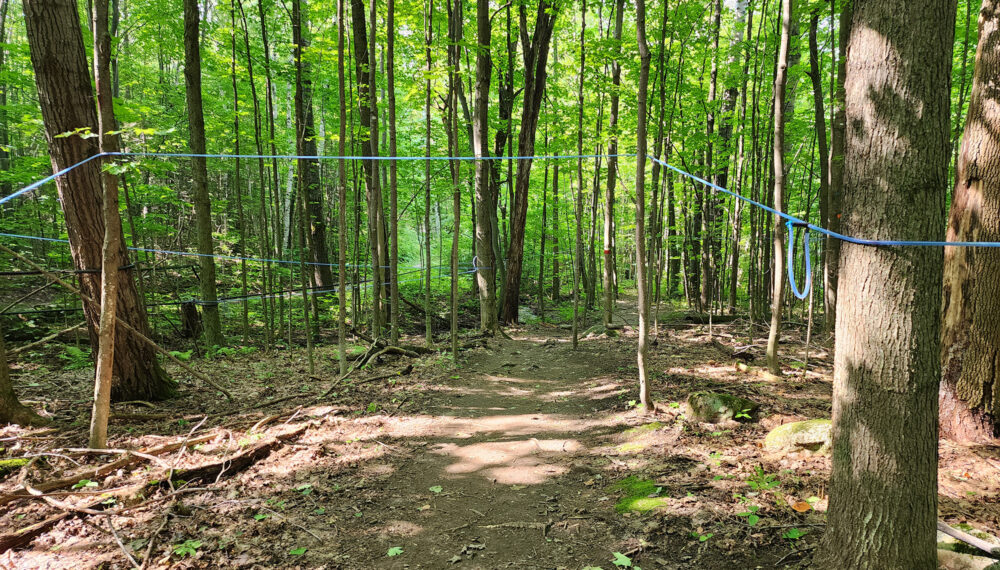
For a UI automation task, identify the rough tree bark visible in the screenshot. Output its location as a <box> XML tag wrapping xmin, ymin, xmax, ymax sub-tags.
<box><xmin>22</xmin><ymin>0</ymin><xmax>174</xmax><ymax>401</ymax></box>
<box><xmin>940</xmin><ymin>0</ymin><xmax>1000</xmax><ymax>445</ymax></box>
<box><xmin>817</xmin><ymin>0</ymin><xmax>955</xmax><ymax>565</ymax></box>
<box><xmin>183</xmin><ymin>0</ymin><xmax>224</xmax><ymax>347</ymax></box>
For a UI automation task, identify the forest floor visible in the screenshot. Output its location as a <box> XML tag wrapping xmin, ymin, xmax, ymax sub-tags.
<box><xmin>1</xmin><ymin>299</ymin><xmax>999</xmax><ymax>569</ymax></box>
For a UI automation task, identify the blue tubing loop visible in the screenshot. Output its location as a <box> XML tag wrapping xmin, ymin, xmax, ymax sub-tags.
<box><xmin>786</xmin><ymin>220</ymin><xmax>812</xmax><ymax>300</ymax></box>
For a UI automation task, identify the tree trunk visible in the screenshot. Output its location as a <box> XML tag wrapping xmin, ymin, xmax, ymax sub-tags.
<box><xmin>473</xmin><ymin>0</ymin><xmax>497</xmax><ymax>332</ymax></box>
<box><xmin>292</xmin><ymin>0</ymin><xmax>333</xmax><ymax>289</ymax></box>
<box><xmin>424</xmin><ymin>0</ymin><xmax>434</xmax><ymax>345</ymax></box>
<box><xmin>634</xmin><ymin>0</ymin><xmax>652</xmax><ymax>410</ymax></box>
<box><xmin>0</xmin><ymin>323</ymin><xmax>46</xmax><ymax>426</ymax></box>
<box><xmin>337</xmin><ymin>0</ymin><xmax>349</xmax><ymax>373</ymax></box>
<box><xmin>765</xmin><ymin>0</ymin><xmax>792</xmax><ymax>376</ymax></box>
<box><xmin>940</xmin><ymin>0</ymin><xmax>1000</xmax><ymax>445</ymax></box>
<box><xmin>22</xmin><ymin>0</ymin><xmax>174</xmax><ymax>401</ymax></box>
<box><xmin>817</xmin><ymin>0</ymin><xmax>954</xmax><ymax>565</ymax></box>
<box><xmin>604</xmin><ymin>0</ymin><xmax>624</xmax><ymax>327</ymax></box>
<box><xmin>499</xmin><ymin>0</ymin><xmax>559</xmax><ymax>324</ymax></box>
<box><xmin>448</xmin><ymin>0</ymin><xmax>462</xmax><ymax>357</ymax></box>
<box><xmin>825</xmin><ymin>0</ymin><xmax>850</xmax><ymax>334</ymax></box>
<box><xmin>807</xmin><ymin>7</ymin><xmax>830</xmax><ymax>334</ymax></box>
<box><xmin>183</xmin><ymin>0</ymin><xmax>223</xmax><ymax>347</ymax></box>
<box><xmin>89</xmin><ymin>0</ymin><xmax>122</xmax><ymax>449</ymax></box>
<box><xmin>387</xmin><ymin>0</ymin><xmax>401</xmax><ymax>343</ymax></box>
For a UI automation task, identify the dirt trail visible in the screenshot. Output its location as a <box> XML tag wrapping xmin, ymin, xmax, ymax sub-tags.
<box><xmin>320</xmin><ymin>328</ymin><xmax>649</xmax><ymax>569</ymax></box>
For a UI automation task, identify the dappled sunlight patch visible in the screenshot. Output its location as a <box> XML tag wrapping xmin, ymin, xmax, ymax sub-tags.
<box><xmin>430</xmin><ymin>438</ymin><xmax>583</xmax><ymax>484</ymax></box>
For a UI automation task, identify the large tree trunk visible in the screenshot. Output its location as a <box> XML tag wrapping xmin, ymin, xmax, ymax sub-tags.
<box><xmin>183</xmin><ymin>0</ymin><xmax>224</xmax><ymax>347</ymax></box>
<box><xmin>292</xmin><ymin>0</ymin><xmax>333</xmax><ymax>289</ymax></box>
<box><xmin>499</xmin><ymin>0</ymin><xmax>559</xmax><ymax>324</ymax></box>
<box><xmin>817</xmin><ymin>0</ymin><xmax>955</xmax><ymax>565</ymax></box>
<box><xmin>473</xmin><ymin>0</ymin><xmax>496</xmax><ymax>332</ymax></box>
<box><xmin>940</xmin><ymin>0</ymin><xmax>1000</xmax><ymax>445</ymax></box>
<box><xmin>22</xmin><ymin>0</ymin><xmax>173</xmax><ymax>401</ymax></box>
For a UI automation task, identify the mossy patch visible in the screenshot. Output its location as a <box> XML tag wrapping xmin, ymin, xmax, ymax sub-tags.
<box><xmin>612</xmin><ymin>476</ymin><xmax>669</xmax><ymax>514</ymax></box>
<box><xmin>0</xmin><ymin>458</ymin><xmax>31</xmax><ymax>478</ymax></box>
<box><xmin>623</xmin><ymin>422</ymin><xmax>663</xmax><ymax>437</ymax></box>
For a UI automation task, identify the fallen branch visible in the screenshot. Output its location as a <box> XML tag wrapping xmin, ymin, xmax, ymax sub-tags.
<box><xmin>163</xmin><ymin>425</ymin><xmax>307</xmax><ymax>486</ymax></box>
<box><xmin>0</xmin><ymin>433</ymin><xmax>217</xmax><ymax>507</ymax></box>
<box><xmin>9</xmin><ymin>321</ymin><xmax>87</xmax><ymax>356</ymax></box>
<box><xmin>937</xmin><ymin>521</ymin><xmax>1000</xmax><ymax>556</ymax></box>
<box><xmin>0</xmin><ymin>498</ymin><xmax>105</xmax><ymax>552</ymax></box>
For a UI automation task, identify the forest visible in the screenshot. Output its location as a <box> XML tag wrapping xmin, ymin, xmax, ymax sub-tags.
<box><xmin>0</xmin><ymin>0</ymin><xmax>998</xmax><ymax>566</ymax></box>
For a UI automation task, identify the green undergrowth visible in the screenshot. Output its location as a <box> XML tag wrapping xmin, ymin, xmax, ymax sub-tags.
<box><xmin>612</xmin><ymin>476</ymin><xmax>669</xmax><ymax>514</ymax></box>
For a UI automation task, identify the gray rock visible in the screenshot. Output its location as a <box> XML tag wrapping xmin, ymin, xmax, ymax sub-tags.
<box><xmin>764</xmin><ymin>419</ymin><xmax>832</xmax><ymax>454</ymax></box>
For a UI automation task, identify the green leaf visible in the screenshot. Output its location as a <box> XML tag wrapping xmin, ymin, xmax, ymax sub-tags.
<box><xmin>387</xmin><ymin>546</ymin><xmax>404</xmax><ymax>557</ymax></box>
<box><xmin>429</xmin><ymin>485</ymin><xmax>443</xmax><ymax>494</ymax></box>
<box><xmin>253</xmin><ymin>513</ymin><xmax>268</xmax><ymax>521</ymax></box>
<box><xmin>612</xmin><ymin>552</ymin><xmax>632</xmax><ymax>567</ymax></box>
<box><xmin>72</xmin><ymin>479</ymin><xmax>99</xmax><ymax>490</ymax></box>
<box><xmin>289</xmin><ymin>547</ymin><xmax>307</xmax><ymax>556</ymax></box>
<box><xmin>782</xmin><ymin>528</ymin><xmax>808</xmax><ymax>540</ymax></box>
<box><xmin>747</xmin><ymin>514</ymin><xmax>759</xmax><ymax>526</ymax></box>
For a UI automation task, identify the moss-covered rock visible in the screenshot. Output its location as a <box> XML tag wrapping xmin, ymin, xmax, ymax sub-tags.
<box><xmin>684</xmin><ymin>392</ymin><xmax>759</xmax><ymax>424</ymax></box>
<box><xmin>764</xmin><ymin>419</ymin><xmax>832</xmax><ymax>454</ymax></box>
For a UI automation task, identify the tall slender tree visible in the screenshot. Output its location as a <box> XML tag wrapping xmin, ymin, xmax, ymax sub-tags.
<box><xmin>635</xmin><ymin>0</ymin><xmax>652</xmax><ymax>411</ymax></box>
<box><xmin>818</xmin><ymin>0</ymin><xmax>955</xmax><ymax>565</ymax></box>
<box><xmin>765</xmin><ymin>0</ymin><xmax>792</xmax><ymax>376</ymax></box>
<box><xmin>183</xmin><ymin>0</ymin><xmax>223</xmax><ymax>347</ymax></box>
<box><xmin>388</xmin><ymin>0</ymin><xmax>400</xmax><ymax>343</ymax></box>
<box><xmin>90</xmin><ymin>0</ymin><xmax>123</xmax><ymax>449</ymax></box>
<box><xmin>337</xmin><ymin>0</ymin><xmax>349</xmax><ymax>373</ymax></box>
<box><xmin>472</xmin><ymin>0</ymin><xmax>497</xmax><ymax>333</ymax></box>
<box><xmin>292</xmin><ymin>0</ymin><xmax>333</xmax><ymax>289</ymax></box>
<box><xmin>604</xmin><ymin>0</ymin><xmax>625</xmax><ymax>327</ymax></box>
